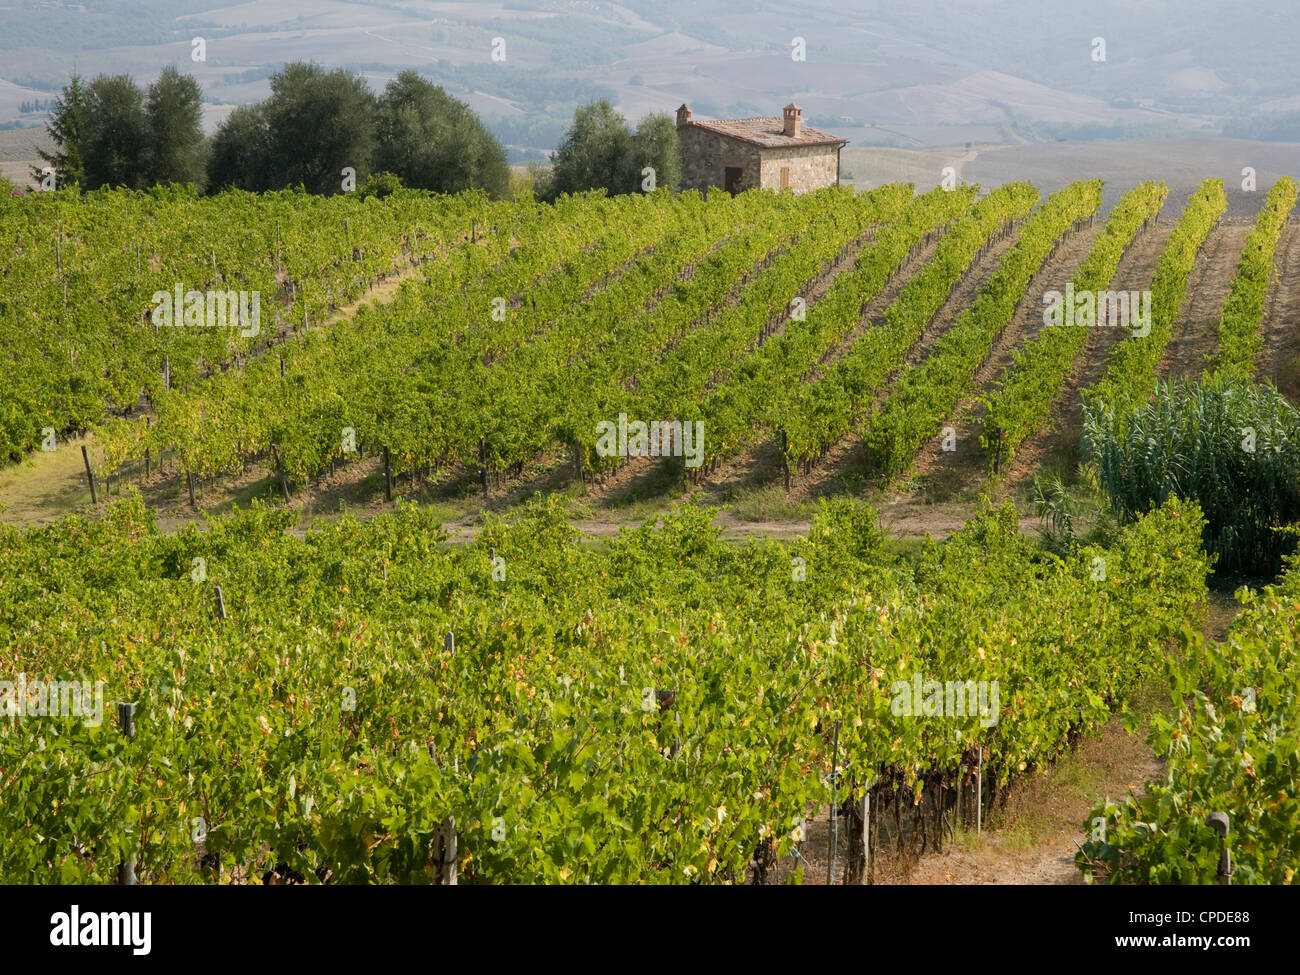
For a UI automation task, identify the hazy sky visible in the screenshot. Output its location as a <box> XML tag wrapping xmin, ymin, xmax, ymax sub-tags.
<box><xmin>3</xmin><ymin>1</ymin><xmax>1298</xmax><ymax>149</ymax></box>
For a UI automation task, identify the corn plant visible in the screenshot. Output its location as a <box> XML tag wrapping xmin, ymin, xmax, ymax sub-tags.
<box><xmin>1030</xmin><ymin>472</ymin><xmax>1080</xmax><ymax>554</ymax></box>
<box><xmin>1082</xmin><ymin>376</ymin><xmax>1300</xmax><ymax>577</ymax></box>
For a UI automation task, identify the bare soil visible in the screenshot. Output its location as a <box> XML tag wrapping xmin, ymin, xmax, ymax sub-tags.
<box><xmin>900</xmin><ymin>219</ymin><xmax>1103</xmax><ymax>502</ymax></box>
<box><xmin>1261</xmin><ymin>218</ymin><xmax>1300</xmax><ymax>400</ymax></box>
<box><xmin>692</xmin><ymin>226</ymin><xmax>953</xmax><ymax>501</ymax></box>
<box><xmin>756</xmin><ymin>212</ymin><xmax>1028</xmax><ymax>503</ymax></box>
<box><xmin>803</xmin><ymin>232</ymin><xmax>944</xmax><ymax>381</ymax></box>
<box><xmin>1158</xmin><ymin>217</ymin><xmax>1253</xmax><ymax>381</ymax></box>
<box><xmin>1003</xmin><ymin>221</ymin><xmax>1175</xmax><ymax>490</ymax></box>
<box><xmin>782</xmin><ymin>589</ymin><xmax>1241</xmax><ymax>886</ymax></box>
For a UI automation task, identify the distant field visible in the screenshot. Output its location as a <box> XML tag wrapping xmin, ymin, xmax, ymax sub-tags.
<box><xmin>847</xmin><ymin>138</ymin><xmax>1300</xmax><ymax>217</ymax></box>
<box><xmin>0</xmin><ymin>126</ymin><xmax>48</xmax><ymax>187</ymax></box>
<box><xmin>840</xmin><ymin>145</ymin><xmax>989</xmax><ymax>190</ymax></box>
<box><xmin>1</xmin><ymin>0</ymin><xmax>1275</xmax><ymax>157</ymax></box>
<box><xmin>10</xmin><ymin>129</ymin><xmax>1298</xmax><ymax>215</ymax></box>
<box><xmin>962</xmin><ymin>138</ymin><xmax>1300</xmax><ymax>218</ymax></box>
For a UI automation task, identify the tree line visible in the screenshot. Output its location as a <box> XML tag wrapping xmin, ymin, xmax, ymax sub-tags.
<box><xmin>35</xmin><ymin>68</ymin><xmax>207</xmax><ymax>193</ymax></box>
<box><xmin>543</xmin><ymin>100</ymin><xmax>679</xmax><ymax>198</ymax></box>
<box><xmin>34</xmin><ymin>62</ymin><xmax>680</xmax><ymax>201</ymax></box>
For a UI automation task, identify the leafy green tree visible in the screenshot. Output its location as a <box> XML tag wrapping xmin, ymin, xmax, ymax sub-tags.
<box><xmin>33</xmin><ymin>73</ymin><xmax>89</xmax><ymax>189</ymax></box>
<box><xmin>358</xmin><ymin>170</ymin><xmax>403</xmax><ymax>200</ymax></box>
<box><xmin>631</xmin><ymin>112</ymin><xmax>680</xmax><ymax>193</ymax></box>
<box><xmin>144</xmin><ymin>67</ymin><xmax>206</xmax><ymax>189</ymax></box>
<box><xmin>374</xmin><ymin>71</ymin><xmax>510</xmax><ymax>198</ymax></box>
<box><xmin>81</xmin><ymin>74</ymin><xmax>149</xmax><ymax>189</ymax></box>
<box><xmin>262</xmin><ymin>62</ymin><xmax>376</xmax><ymax>194</ymax></box>
<box><xmin>548</xmin><ymin>99</ymin><xmax>633</xmax><ymax>198</ymax></box>
<box><xmin>206</xmin><ymin>105</ymin><xmax>271</xmax><ymax>192</ymax></box>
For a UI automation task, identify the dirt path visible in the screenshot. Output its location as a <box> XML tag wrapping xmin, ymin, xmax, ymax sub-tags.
<box><xmin>249</xmin><ymin>232</ymin><xmax>484</xmax><ymax>358</ymax></box>
<box><xmin>840</xmin><ymin>144</ymin><xmax>1008</xmax><ymax>191</ymax></box>
<box><xmin>1158</xmin><ymin>218</ymin><xmax>1252</xmax><ymax>381</ymax></box>
<box><xmin>439</xmin><ymin>506</ymin><xmax>1047</xmax><ymax>545</ymax></box>
<box><xmin>690</xmin><ymin>228</ymin><xmax>952</xmax><ymax>501</ymax></box>
<box><xmin>802</xmin><ymin>230</ymin><xmax>946</xmax><ymax>380</ymax></box>
<box><xmin>528</xmin><ymin>218</ymin><xmax>941</xmax><ymax>512</ymax></box>
<box><xmin>900</xmin><ymin>589</ymin><xmax>1241</xmax><ymax>885</ymax></box>
<box><xmin>317</xmin><ymin>260</ymin><xmax>427</xmax><ymax>328</ymax></box>
<box><xmin>0</xmin><ymin>435</ymin><xmax>98</xmax><ymax>526</ymax></box>
<box><xmin>1261</xmin><ymin>218</ymin><xmax>1300</xmax><ymax>401</ymax></box>
<box><xmin>783</xmin><ymin>590</ymin><xmax>1241</xmax><ymax>886</ymax></box>
<box><xmin>1</xmin><ymin>429</ymin><xmax>1052</xmax><ymax>547</ymax></box>
<box><xmin>903</xmin><ymin>222</ymin><xmax>1026</xmax><ymax>371</ymax></box>
<box><xmin>901</xmin><ymin>715</ymin><xmax>1161</xmax><ymax>884</ymax></box>
<box><xmin>951</xmin><ymin>146</ymin><xmax>986</xmax><ymax>183</ymax></box>
<box><xmin>900</xmin><ymin>220</ymin><xmax>1103</xmax><ymax>502</ymax></box>
<box><xmin>756</xmin><ymin>215</ymin><xmax>1028</xmax><ymax>503</ymax></box>
<box><xmin>1004</xmin><ymin>221</ymin><xmax>1175</xmax><ymax>489</ymax></box>
<box><xmin>758</xmin><ymin>223</ymin><xmax>902</xmax><ymax>362</ymax></box>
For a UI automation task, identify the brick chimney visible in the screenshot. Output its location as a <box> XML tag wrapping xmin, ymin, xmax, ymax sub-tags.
<box><xmin>676</xmin><ymin>104</ymin><xmax>692</xmax><ymax>129</ymax></box>
<box><xmin>783</xmin><ymin>103</ymin><xmax>802</xmax><ymax>139</ymax></box>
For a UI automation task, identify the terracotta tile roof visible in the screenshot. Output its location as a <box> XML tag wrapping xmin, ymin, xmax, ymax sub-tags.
<box><xmin>687</xmin><ymin>117</ymin><xmax>848</xmax><ymax>149</ymax></box>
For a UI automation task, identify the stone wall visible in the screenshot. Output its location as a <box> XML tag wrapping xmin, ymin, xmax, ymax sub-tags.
<box><xmin>678</xmin><ymin>127</ymin><xmax>840</xmax><ymax>195</ymax></box>
<box><xmin>678</xmin><ymin>127</ymin><xmax>762</xmax><ymax>193</ymax></box>
<box><xmin>757</xmin><ymin>145</ymin><xmax>841</xmax><ymax>194</ymax></box>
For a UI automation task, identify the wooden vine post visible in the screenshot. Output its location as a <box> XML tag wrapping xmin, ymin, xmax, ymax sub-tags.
<box><xmin>80</xmin><ymin>445</ymin><xmax>97</xmax><ymax>504</ymax></box>
<box><xmin>780</xmin><ymin>429</ymin><xmax>791</xmax><ymax>491</ymax></box>
<box><xmin>117</xmin><ymin>702</ymin><xmax>137</xmax><ymax>885</ymax></box>
<box><xmin>1207</xmin><ymin>812</ymin><xmax>1232</xmax><ymax>885</ymax></box>
<box><xmin>827</xmin><ymin>719</ymin><xmax>840</xmax><ymax>885</ymax></box>
<box><xmin>957</xmin><ymin>763</ymin><xmax>963</xmax><ymax>831</ymax></box>
<box><xmin>435</xmin><ymin>816</ymin><xmax>458</xmax><ymax>885</ymax></box>
<box><xmin>270</xmin><ymin>444</ymin><xmax>290</xmax><ymax>504</ymax></box>
<box><xmin>861</xmin><ymin>778</ymin><xmax>870</xmax><ymax>886</ymax></box>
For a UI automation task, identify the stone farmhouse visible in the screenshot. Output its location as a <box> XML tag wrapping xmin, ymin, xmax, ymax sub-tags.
<box><xmin>675</xmin><ymin>103</ymin><xmax>847</xmax><ymax>195</ymax></box>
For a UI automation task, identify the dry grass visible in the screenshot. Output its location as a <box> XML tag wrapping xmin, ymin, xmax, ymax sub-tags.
<box><xmin>0</xmin><ymin>435</ymin><xmax>93</xmax><ymax>526</ymax></box>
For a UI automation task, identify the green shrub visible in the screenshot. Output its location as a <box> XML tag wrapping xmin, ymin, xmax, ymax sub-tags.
<box><xmin>1082</xmin><ymin>377</ymin><xmax>1300</xmax><ymax>577</ymax></box>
